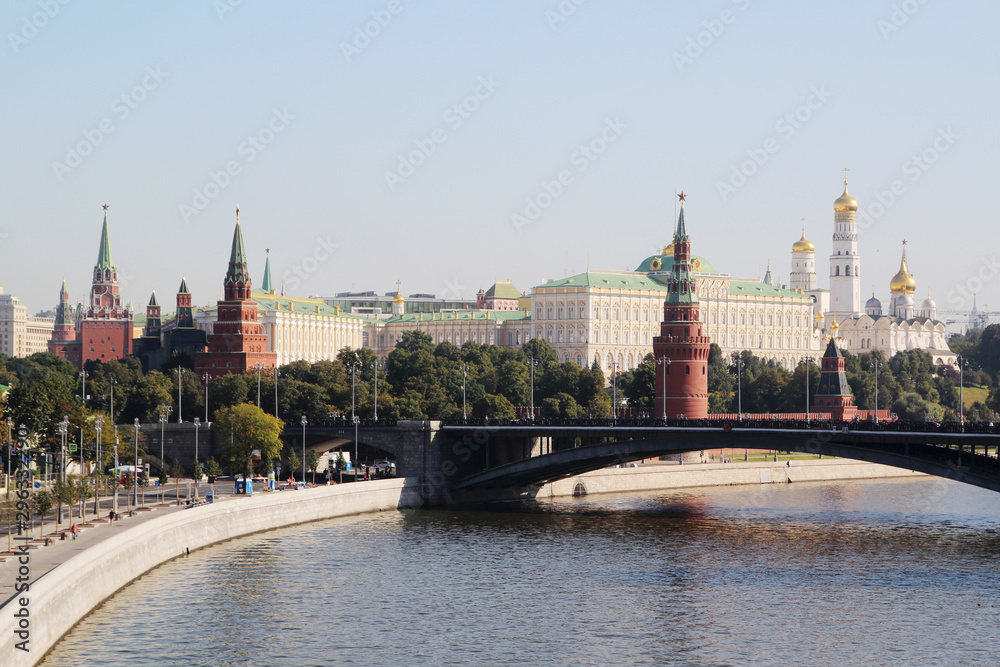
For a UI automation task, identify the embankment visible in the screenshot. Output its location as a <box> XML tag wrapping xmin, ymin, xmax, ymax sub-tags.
<box><xmin>539</xmin><ymin>459</ymin><xmax>925</xmax><ymax>497</ymax></box>
<box><xmin>0</xmin><ymin>478</ymin><xmax>422</xmax><ymax>667</ymax></box>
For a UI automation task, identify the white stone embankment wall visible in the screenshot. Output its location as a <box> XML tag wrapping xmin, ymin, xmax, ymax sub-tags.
<box><xmin>0</xmin><ymin>478</ymin><xmax>423</xmax><ymax>667</ymax></box>
<box><xmin>540</xmin><ymin>459</ymin><xmax>925</xmax><ymax>497</ymax></box>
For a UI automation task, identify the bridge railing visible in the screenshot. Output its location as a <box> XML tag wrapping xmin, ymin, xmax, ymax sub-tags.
<box><xmin>311</xmin><ymin>418</ymin><xmax>398</xmax><ymax>428</ymax></box>
<box><xmin>440</xmin><ymin>416</ymin><xmax>1000</xmax><ymax>434</ymax></box>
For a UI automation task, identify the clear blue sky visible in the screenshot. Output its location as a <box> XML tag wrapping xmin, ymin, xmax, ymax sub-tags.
<box><xmin>1</xmin><ymin>1</ymin><xmax>996</xmax><ymax>326</ymax></box>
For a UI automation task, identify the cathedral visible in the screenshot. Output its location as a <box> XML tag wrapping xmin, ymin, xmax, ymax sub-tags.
<box><xmin>790</xmin><ymin>177</ymin><xmax>954</xmax><ymax>367</ymax></box>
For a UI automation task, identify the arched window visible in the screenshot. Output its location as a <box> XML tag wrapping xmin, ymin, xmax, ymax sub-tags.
<box><xmin>594</xmin><ymin>306</ymin><xmax>600</xmax><ymax>320</ymax></box>
<box><xmin>767</xmin><ymin>313</ymin><xmax>773</xmax><ymax>326</ymax></box>
<box><xmin>740</xmin><ymin>310</ymin><xmax>746</xmax><ymax>324</ymax></box>
<box><xmin>568</xmin><ymin>305</ymin><xmax>575</xmax><ymax>319</ymax></box>
<box><xmin>845</xmin><ymin>265</ymin><xmax>851</xmax><ymax>276</ymax></box>
<box><xmin>576</xmin><ymin>353</ymin><xmax>583</xmax><ymax>366</ymax></box>
<box><xmin>835</xmin><ymin>266</ymin><xmax>840</xmax><ymax>276</ymax></box>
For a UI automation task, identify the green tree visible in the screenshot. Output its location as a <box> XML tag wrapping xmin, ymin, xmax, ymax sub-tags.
<box><xmin>473</xmin><ymin>394</ymin><xmax>516</xmax><ymax>419</ymax></box>
<box><xmin>213</xmin><ymin>404</ymin><xmax>284</xmax><ymax>477</ymax></box>
<box><xmin>285</xmin><ymin>447</ymin><xmax>301</xmax><ymax>480</ymax></box>
<box><xmin>208</xmin><ymin>374</ymin><xmax>250</xmax><ymax>417</ymax></box>
<box><xmin>205</xmin><ymin>457</ymin><xmax>222</xmax><ymax>478</ymax></box>
<box><xmin>53</xmin><ymin>478</ymin><xmax>77</xmax><ymax>527</ymax></box>
<box><xmin>307</xmin><ymin>449</ymin><xmax>321</xmax><ymax>484</ymax></box>
<box><xmin>170</xmin><ymin>459</ymin><xmax>184</xmax><ymax>504</ymax></box>
<box><xmin>30</xmin><ymin>490</ymin><xmax>54</xmax><ymax>539</ymax></box>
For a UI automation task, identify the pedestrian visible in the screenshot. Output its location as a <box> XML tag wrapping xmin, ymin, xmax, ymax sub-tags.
<box><xmin>786</xmin><ymin>460</ymin><xmax>790</xmax><ymax>467</ymax></box>
<box><xmin>108</xmin><ymin>510</ymin><xmax>115</xmax><ymax>524</ymax></box>
<box><xmin>70</xmin><ymin>523</ymin><xmax>78</xmax><ymax>540</ymax></box>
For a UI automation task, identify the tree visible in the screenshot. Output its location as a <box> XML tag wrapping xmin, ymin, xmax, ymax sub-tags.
<box><xmin>307</xmin><ymin>449</ymin><xmax>320</xmax><ymax>484</ymax></box>
<box><xmin>170</xmin><ymin>459</ymin><xmax>184</xmax><ymax>505</ymax></box>
<box><xmin>212</xmin><ymin>403</ymin><xmax>284</xmax><ymax>478</ymax></box>
<box><xmin>30</xmin><ymin>491</ymin><xmax>54</xmax><ymax>539</ymax></box>
<box><xmin>473</xmin><ymin>394</ymin><xmax>516</xmax><ymax>419</ymax></box>
<box><xmin>208</xmin><ymin>374</ymin><xmax>250</xmax><ymax>417</ymax></box>
<box><xmin>285</xmin><ymin>447</ymin><xmax>301</xmax><ymax>481</ymax></box>
<box><xmin>0</xmin><ymin>498</ymin><xmax>17</xmax><ymax>554</ymax></box>
<box><xmin>205</xmin><ymin>457</ymin><xmax>223</xmax><ymax>478</ymax></box>
<box><xmin>53</xmin><ymin>478</ymin><xmax>77</xmax><ymax>527</ymax></box>
<box><xmin>191</xmin><ymin>459</ymin><xmax>204</xmax><ymax>486</ymax></box>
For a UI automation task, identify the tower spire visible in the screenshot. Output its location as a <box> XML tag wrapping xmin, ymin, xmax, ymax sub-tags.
<box><xmin>95</xmin><ymin>204</ymin><xmax>115</xmax><ymax>271</ymax></box>
<box><xmin>225</xmin><ymin>207</ymin><xmax>251</xmax><ymax>299</ymax></box>
<box><xmin>262</xmin><ymin>248</ymin><xmax>273</xmax><ymax>293</ymax></box>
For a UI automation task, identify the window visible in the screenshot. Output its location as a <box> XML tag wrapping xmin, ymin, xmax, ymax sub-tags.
<box><xmin>835</xmin><ymin>266</ymin><xmax>840</xmax><ymax>276</ymax></box>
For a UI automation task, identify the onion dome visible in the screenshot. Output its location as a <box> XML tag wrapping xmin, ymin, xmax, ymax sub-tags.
<box><xmin>866</xmin><ymin>294</ymin><xmax>881</xmax><ymax>310</ymax></box>
<box><xmin>830</xmin><ymin>319</ymin><xmax>840</xmax><ymax>331</ymax></box>
<box><xmin>792</xmin><ymin>220</ymin><xmax>814</xmax><ymax>253</ymax></box>
<box><xmin>393</xmin><ymin>290</ymin><xmax>404</xmax><ymax>304</ymax></box>
<box><xmin>922</xmin><ymin>295</ymin><xmax>936</xmax><ymax>310</ymax></box>
<box><xmin>833</xmin><ymin>182</ymin><xmax>858</xmax><ymax>213</ymax></box>
<box><xmin>889</xmin><ymin>242</ymin><xmax>916</xmax><ymax>294</ymax></box>
<box><xmin>662</xmin><ymin>243</ymin><xmax>675</xmax><ymax>256</ymax></box>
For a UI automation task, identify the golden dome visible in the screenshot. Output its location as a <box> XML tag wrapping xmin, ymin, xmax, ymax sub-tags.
<box><xmin>830</xmin><ymin>320</ymin><xmax>840</xmax><ymax>330</ymax></box>
<box><xmin>889</xmin><ymin>243</ymin><xmax>916</xmax><ymax>294</ymax></box>
<box><xmin>393</xmin><ymin>290</ymin><xmax>404</xmax><ymax>303</ymax></box>
<box><xmin>792</xmin><ymin>235</ymin><xmax>814</xmax><ymax>253</ymax></box>
<box><xmin>661</xmin><ymin>243</ymin><xmax>675</xmax><ymax>256</ymax></box>
<box><xmin>833</xmin><ymin>182</ymin><xmax>858</xmax><ymax>213</ymax></box>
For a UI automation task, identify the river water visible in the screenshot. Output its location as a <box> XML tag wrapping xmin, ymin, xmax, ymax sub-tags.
<box><xmin>42</xmin><ymin>477</ymin><xmax>1000</xmax><ymax>666</ymax></box>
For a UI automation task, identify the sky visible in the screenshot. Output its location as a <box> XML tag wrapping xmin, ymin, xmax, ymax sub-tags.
<box><xmin>1</xmin><ymin>0</ymin><xmax>996</xmax><ymax>329</ymax></box>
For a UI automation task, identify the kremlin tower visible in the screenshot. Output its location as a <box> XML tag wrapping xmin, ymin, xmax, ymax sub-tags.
<box><xmin>194</xmin><ymin>208</ymin><xmax>276</xmax><ymax>380</ymax></box>
<box><xmin>812</xmin><ymin>338</ymin><xmax>857</xmax><ymax>421</ymax></box>
<box><xmin>49</xmin><ymin>206</ymin><xmax>133</xmax><ymax>368</ymax></box>
<box><xmin>652</xmin><ymin>193</ymin><xmax>710</xmax><ymax>419</ymax></box>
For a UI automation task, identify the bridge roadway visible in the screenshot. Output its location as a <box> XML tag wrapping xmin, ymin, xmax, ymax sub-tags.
<box><xmin>297</xmin><ymin>419</ymin><xmax>1000</xmax><ymax>503</ymax></box>
<box><xmin>446</xmin><ymin>421</ymin><xmax>1000</xmax><ymax>498</ymax></box>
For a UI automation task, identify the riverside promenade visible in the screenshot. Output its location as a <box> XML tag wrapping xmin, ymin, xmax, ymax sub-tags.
<box><xmin>0</xmin><ymin>477</ymin><xmax>423</xmax><ymax>667</ymax></box>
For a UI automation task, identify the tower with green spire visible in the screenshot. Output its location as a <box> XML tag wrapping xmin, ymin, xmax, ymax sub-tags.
<box><xmin>176</xmin><ymin>276</ymin><xmax>194</xmax><ymax>328</ymax></box>
<box><xmin>261</xmin><ymin>249</ymin><xmax>274</xmax><ymax>295</ymax></box>
<box><xmin>653</xmin><ymin>193</ymin><xmax>710</xmax><ymax>419</ymax></box>
<box><xmin>195</xmin><ymin>206</ymin><xmax>276</xmax><ymax>380</ymax></box>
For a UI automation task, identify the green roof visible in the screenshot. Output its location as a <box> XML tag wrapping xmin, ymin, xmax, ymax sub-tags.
<box><xmin>634</xmin><ymin>254</ymin><xmax>718</xmax><ymax>274</ymax></box>
<box><xmin>386</xmin><ymin>310</ymin><xmax>529</xmax><ymax>324</ymax></box>
<box><xmin>729</xmin><ymin>280</ymin><xmax>808</xmax><ymax>298</ymax></box>
<box><xmin>261</xmin><ymin>252</ymin><xmax>273</xmax><ymax>292</ymax></box>
<box><xmin>229</xmin><ymin>220</ymin><xmax>248</xmax><ymax>269</ymax></box>
<box><xmin>536</xmin><ymin>271</ymin><xmax>669</xmax><ymax>291</ymax></box>
<box><xmin>484</xmin><ymin>281</ymin><xmax>521</xmax><ymax>299</ymax></box>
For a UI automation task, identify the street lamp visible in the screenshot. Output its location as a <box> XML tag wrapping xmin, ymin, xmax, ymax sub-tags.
<box><xmin>350</xmin><ymin>363</ymin><xmax>356</xmax><ymax>421</ymax></box>
<box><xmin>6</xmin><ymin>419</ymin><xmax>12</xmax><ymax>497</ymax></box>
<box><xmin>94</xmin><ymin>416</ymin><xmax>103</xmax><ymax>517</ymax></box>
<box><xmin>193</xmin><ymin>417</ymin><xmax>201</xmax><ymax>497</ymax></box>
<box><xmin>611</xmin><ymin>358</ymin><xmax>617</xmax><ymax>423</ymax></box>
<box><xmin>959</xmin><ymin>356</ymin><xmax>965</xmax><ymax>430</ymax></box>
<box><xmin>461</xmin><ymin>363</ymin><xmax>468</xmax><ymax>422</ymax></box>
<box><xmin>736</xmin><ymin>354</ymin><xmax>743</xmax><ymax>421</ymax></box>
<box><xmin>203</xmin><ymin>373</ymin><xmax>210</xmax><ymax>423</ymax></box>
<box><xmin>158</xmin><ymin>406</ymin><xmax>172</xmax><ymax>504</ymax></box>
<box><xmin>300</xmin><ymin>416</ymin><xmax>307</xmax><ymax>484</ymax></box>
<box><xmin>57</xmin><ymin>416</ymin><xmax>69</xmax><ymax>484</ymax></box>
<box><xmin>273</xmin><ymin>368</ymin><xmax>280</xmax><ymax>419</ymax></box>
<box><xmin>353</xmin><ymin>415</ymin><xmax>360</xmax><ymax>481</ymax></box>
<box><xmin>872</xmin><ymin>355</ymin><xmax>880</xmax><ymax>425</ymax></box>
<box><xmin>175</xmin><ymin>367</ymin><xmax>183</xmax><ymax>422</ymax></box>
<box><xmin>133</xmin><ymin>418</ymin><xmax>140</xmax><ymax>508</ymax></box>
<box><xmin>79</xmin><ymin>370</ymin><xmax>89</xmax><ymax>408</ymax></box>
<box><xmin>255</xmin><ymin>363</ymin><xmax>265</xmax><ymax>407</ymax></box>
<box><xmin>112</xmin><ymin>425</ymin><xmax>119</xmax><ymax>515</ymax></box>
<box><xmin>373</xmin><ymin>358</ymin><xmax>380</xmax><ymax>421</ymax></box>
<box><xmin>655</xmin><ymin>356</ymin><xmax>671</xmax><ymax>420</ymax></box>
<box><xmin>109</xmin><ymin>377</ymin><xmax>117</xmax><ymax>424</ymax></box>
<box><xmin>802</xmin><ymin>357</ymin><xmax>811</xmax><ymax>424</ymax></box>
<box><xmin>528</xmin><ymin>357</ymin><xmax>538</xmax><ymax>421</ymax></box>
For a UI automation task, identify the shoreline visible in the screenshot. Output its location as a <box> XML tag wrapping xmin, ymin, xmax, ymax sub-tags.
<box><xmin>539</xmin><ymin>458</ymin><xmax>925</xmax><ymax>498</ymax></box>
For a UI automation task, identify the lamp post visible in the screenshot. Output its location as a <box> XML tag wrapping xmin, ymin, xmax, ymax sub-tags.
<box><xmin>203</xmin><ymin>373</ymin><xmax>210</xmax><ymax>423</ymax></box>
<box><xmin>655</xmin><ymin>356</ymin><xmax>670</xmax><ymax>420</ymax></box>
<box><xmin>109</xmin><ymin>377</ymin><xmax>117</xmax><ymax>424</ymax></box>
<box><xmin>461</xmin><ymin>363</ymin><xmax>468</xmax><ymax>422</ymax></box>
<box><xmin>255</xmin><ymin>363</ymin><xmax>264</xmax><ymax>407</ymax></box>
<box><xmin>79</xmin><ymin>370</ymin><xmax>88</xmax><ymax>409</ymax></box>
<box><xmin>528</xmin><ymin>357</ymin><xmax>537</xmax><ymax>421</ymax></box>
<box><xmin>803</xmin><ymin>357</ymin><xmax>811</xmax><ymax>424</ymax></box>
<box><xmin>57</xmin><ymin>416</ymin><xmax>69</xmax><ymax>484</ymax></box>
<box><xmin>94</xmin><ymin>416</ymin><xmax>103</xmax><ymax>517</ymax></box>
<box><xmin>300</xmin><ymin>416</ymin><xmax>307</xmax><ymax>484</ymax></box>
<box><xmin>133</xmin><ymin>418</ymin><xmax>140</xmax><ymax>508</ymax></box>
<box><xmin>112</xmin><ymin>426</ymin><xmax>119</xmax><ymax>515</ymax></box>
<box><xmin>6</xmin><ymin>419</ymin><xmax>12</xmax><ymax>497</ymax></box>
<box><xmin>273</xmin><ymin>368</ymin><xmax>280</xmax><ymax>419</ymax></box>
<box><xmin>373</xmin><ymin>358</ymin><xmax>380</xmax><ymax>421</ymax></box>
<box><xmin>959</xmin><ymin>356</ymin><xmax>965</xmax><ymax>430</ymax></box>
<box><xmin>351</xmin><ymin>363</ymin><xmax>356</xmax><ymax>421</ymax></box>
<box><xmin>158</xmin><ymin>406</ymin><xmax>171</xmax><ymax>504</ymax></box>
<box><xmin>611</xmin><ymin>358</ymin><xmax>617</xmax><ymax>422</ymax></box>
<box><xmin>872</xmin><ymin>355</ymin><xmax>880</xmax><ymax>425</ymax></box>
<box><xmin>175</xmin><ymin>368</ymin><xmax>183</xmax><ymax>422</ymax></box>
<box><xmin>193</xmin><ymin>417</ymin><xmax>201</xmax><ymax>497</ymax></box>
<box><xmin>734</xmin><ymin>353</ymin><xmax>743</xmax><ymax>421</ymax></box>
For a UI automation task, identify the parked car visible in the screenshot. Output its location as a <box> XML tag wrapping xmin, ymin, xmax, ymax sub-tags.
<box><xmin>373</xmin><ymin>460</ymin><xmax>396</xmax><ymax>476</ymax></box>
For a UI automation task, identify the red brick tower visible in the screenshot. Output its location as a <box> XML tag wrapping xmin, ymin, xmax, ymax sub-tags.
<box><xmin>812</xmin><ymin>338</ymin><xmax>858</xmax><ymax>420</ymax></box>
<box><xmin>176</xmin><ymin>277</ymin><xmax>194</xmax><ymax>328</ymax></box>
<box><xmin>194</xmin><ymin>208</ymin><xmax>275</xmax><ymax>380</ymax></box>
<box><xmin>48</xmin><ymin>279</ymin><xmax>81</xmax><ymax>365</ymax></box>
<box><xmin>59</xmin><ymin>205</ymin><xmax>133</xmax><ymax>368</ymax></box>
<box><xmin>653</xmin><ymin>193</ymin><xmax>710</xmax><ymax>419</ymax></box>
<box><xmin>144</xmin><ymin>291</ymin><xmax>161</xmax><ymax>339</ymax></box>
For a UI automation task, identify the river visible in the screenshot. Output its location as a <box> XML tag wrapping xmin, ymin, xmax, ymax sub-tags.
<box><xmin>42</xmin><ymin>477</ymin><xmax>1000</xmax><ymax>666</ymax></box>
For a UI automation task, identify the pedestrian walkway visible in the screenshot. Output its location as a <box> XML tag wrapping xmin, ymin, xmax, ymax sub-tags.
<box><xmin>0</xmin><ymin>480</ymin><xmax>237</xmax><ymax>605</ymax></box>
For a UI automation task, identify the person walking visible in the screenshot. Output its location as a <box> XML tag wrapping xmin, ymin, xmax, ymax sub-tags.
<box><xmin>70</xmin><ymin>523</ymin><xmax>78</xmax><ymax>540</ymax></box>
